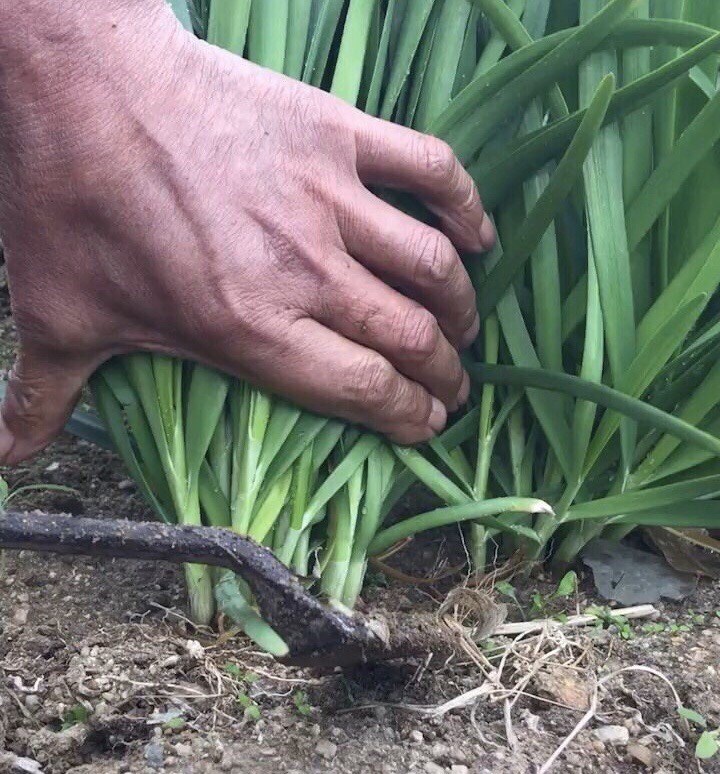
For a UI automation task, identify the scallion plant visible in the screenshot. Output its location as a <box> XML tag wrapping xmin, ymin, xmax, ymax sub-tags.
<box><xmin>93</xmin><ymin>0</ymin><xmax>720</xmax><ymax>653</ymax></box>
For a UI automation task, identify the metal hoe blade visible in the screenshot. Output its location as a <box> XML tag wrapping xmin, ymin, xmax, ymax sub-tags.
<box><xmin>0</xmin><ymin>511</ymin><xmax>378</xmax><ymax>667</ymax></box>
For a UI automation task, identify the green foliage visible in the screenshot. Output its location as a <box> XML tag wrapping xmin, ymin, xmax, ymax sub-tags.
<box><xmin>696</xmin><ymin>731</ymin><xmax>720</xmax><ymax>760</ymax></box>
<box><xmin>554</xmin><ymin>570</ymin><xmax>578</xmax><ymax>599</ymax></box>
<box><xmin>236</xmin><ymin>692</ymin><xmax>261</xmax><ymax>721</ymax></box>
<box><xmin>679</xmin><ymin>706</ymin><xmax>707</xmax><ymax>727</ymax></box>
<box><xmin>293</xmin><ymin>690</ymin><xmax>314</xmax><ymax>717</ymax></box>
<box><xmin>586</xmin><ymin>605</ymin><xmax>634</xmax><ymax>639</ymax></box>
<box><xmin>163</xmin><ymin>716</ymin><xmax>186</xmax><ymax>731</ymax></box>
<box><xmin>495</xmin><ymin>579</ymin><xmax>521</xmax><ymax>607</ymax></box>
<box><xmin>0</xmin><ymin>475</ymin><xmax>8</xmax><ymax>508</ymax></box>
<box><xmin>0</xmin><ymin>473</ymin><xmax>78</xmax><ymax>512</ymax></box>
<box><xmin>528</xmin><ymin>570</ymin><xmax>577</xmax><ymax>617</ymax></box>
<box><xmin>222</xmin><ymin>662</ymin><xmax>258</xmax><ymax>683</ymax></box>
<box><xmin>679</xmin><ymin>706</ymin><xmax>720</xmax><ymax>760</ymax></box>
<box><xmin>91</xmin><ymin>0</ymin><xmax>720</xmax><ymax>651</ymax></box>
<box><xmin>61</xmin><ymin>704</ymin><xmax>89</xmax><ymax>730</ymax></box>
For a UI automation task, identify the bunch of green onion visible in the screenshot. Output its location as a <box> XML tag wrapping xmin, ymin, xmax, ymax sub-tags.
<box><xmin>93</xmin><ymin>0</ymin><xmax>720</xmax><ymax>655</ymax></box>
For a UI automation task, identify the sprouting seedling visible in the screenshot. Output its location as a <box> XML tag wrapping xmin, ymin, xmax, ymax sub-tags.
<box><xmin>586</xmin><ymin>605</ymin><xmax>635</xmax><ymax>640</ymax></box>
<box><xmin>163</xmin><ymin>716</ymin><xmax>186</xmax><ymax>731</ymax></box>
<box><xmin>61</xmin><ymin>704</ymin><xmax>89</xmax><ymax>730</ymax></box>
<box><xmin>679</xmin><ymin>706</ymin><xmax>720</xmax><ymax>760</ymax></box>
<box><xmin>495</xmin><ymin>580</ymin><xmax>524</xmax><ymax>618</ymax></box>
<box><xmin>236</xmin><ymin>692</ymin><xmax>261</xmax><ymax>722</ymax></box>
<box><xmin>529</xmin><ymin>570</ymin><xmax>578</xmax><ymax>618</ymax></box>
<box><xmin>223</xmin><ymin>662</ymin><xmax>258</xmax><ymax>684</ymax></box>
<box><xmin>0</xmin><ymin>473</ymin><xmax>78</xmax><ymax>511</ymax></box>
<box><xmin>696</xmin><ymin>731</ymin><xmax>720</xmax><ymax>761</ymax></box>
<box><xmin>553</xmin><ymin>570</ymin><xmax>578</xmax><ymax>600</ymax></box>
<box><xmin>224</xmin><ymin>662</ymin><xmax>262</xmax><ymax>720</ymax></box>
<box><xmin>293</xmin><ymin>690</ymin><xmax>313</xmax><ymax>717</ymax></box>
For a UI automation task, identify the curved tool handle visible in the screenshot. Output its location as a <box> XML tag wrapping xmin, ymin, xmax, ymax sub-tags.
<box><xmin>0</xmin><ymin>511</ymin><xmax>376</xmax><ymax>666</ymax></box>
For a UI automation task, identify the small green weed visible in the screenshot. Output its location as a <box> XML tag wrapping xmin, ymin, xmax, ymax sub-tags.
<box><xmin>236</xmin><ymin>691</ymin><xmax>261</xmax><ymax>721</ymax></box>
<box><xmin>679</xmin><ymin>706</ymin><xmax>720</xmax><ymax>760</ymax></box>
<box><xmin>586</xmin><ymin>605</ymin><xmax>634</xmax><ymax>640</ymax></box>
<box><xmin>293</xmin><ymin>690</ymin><xmax>313</xmax><ymax>717</ymax></box>
<box><xmin>61</xmin><ymin>704</ymin><xmax>89</xmax><ymax>730</ymax></box>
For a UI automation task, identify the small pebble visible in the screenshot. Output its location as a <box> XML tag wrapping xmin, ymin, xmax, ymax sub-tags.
<box><xmin>184</xmin><ymin>640</ymin><xmax>204</xmax><ymax>659</ymax></box>
<box><xmin>424</xmin><ymin>763</ymin><xmax>445</xmax><ymax>774</ymax></box>
<box><xmin>409</xmin><ymin>730</ymin><xmax>424</xmax><ymax>744</ymax></box>
<box><xmin>12</xmin><ymin>607</ymin><xmax>29</xmax><ymax>626</ymax></box>
<box><xmin>519</xmin><ymin>709</ymin><xmax>541</xmax><ymax>732</ymax></box>
<box><xmin>16</xmin><ymin>759</ymin><xmax>43</xmax><ymax>774</ymax></box>
<box><xmin>144</xmin><ymin>741</ymin><xmax>164</xmax><ymax>770</ymax></box>
<box><xmin>451</xmin><ymin>767</ymin><xmax>469</xmax><ymax>774</ymax></box>
<box><xmin>593</xmin><ymin>725</ymin><xmax>629</xmax><ymax>746</ymax></box>
<box><xmin>315</xmin><ymin>740</ymin><xmax>337</xmax><ymax>760</ymax></box>
<box><xmin>448</xmin><ymin>748</ymin><xmax>467</xmax><ymax>764</ymax></box>
<box><xmin>627</xmin><ymin>742</ymin><xmax>654</xmax><ymax>768</ymax></box>
<box><xmin>174</xmin><ymin>742</ymin><xmax>193</xmax><ymax>758</ymax></box>
<box><xmin>431</xmin><ymin>742</ymin><xmax>450</xmax><ymax>762</ymax></box>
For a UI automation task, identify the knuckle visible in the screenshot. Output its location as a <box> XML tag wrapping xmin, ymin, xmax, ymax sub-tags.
<box><xmin>348</xmin><ymin>354</ymin><xmax>397</xmax><ymax>411</ymax></box>
<box><xmin>449</xmin><ymin>357</ymin><xmax>465</xmax><ymax>392</ymax></box>
<box><xmin>412</xmin><ymin>383</ymin><xmax>433</xmax><ymax>419</ymax></box>
<box><xmin>335</xmin><ymin>190</ymin><xmax>367</xmax><ymax>237</ymax></box>
<box><xmin>413</xmin><ymin>229</ymin><xmax>456</xmax><ymax>286</ymax></box>
<box><xmin>395</xmin><ymin>308</ymin><xmax>440</xmax><ymax>361</ymax></box>
<box><xmin>202</xmin><ymin>285</ymin><xmax>252</xmax><ymax>341</ymax></box>
<box><xmin>457</xmin><ymin>300</ymin><xmax>479</xmax><ymax>333</ymax></box>
<box><xmin>2</xmin><ymin>357</ymin><xmax>62</xmax><ymax>442</ymax></box>
<box><xmin>419</xmin><ymin>137</ymin><xmax>457</xmax><ymax>186</ymax></box>
<box><xmin>458</xmin><ymin>176</ymin><xmax>481</xmax><ymax>214</ymax></box>
<box><xmin>7</xmin><ymin>367</ymin><xmax>42</xmax><ymax>421</ymax></box>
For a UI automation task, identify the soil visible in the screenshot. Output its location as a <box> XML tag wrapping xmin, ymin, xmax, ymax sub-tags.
<box><xmin>2</xmin><ymin>290</ymin><xmax>720</xmax><ymax>774</ymax></box>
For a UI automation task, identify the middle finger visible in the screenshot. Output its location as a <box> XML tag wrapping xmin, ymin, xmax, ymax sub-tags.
<box><xmin>315</xmin><ymin>251</ymin><xmax>467</xmax><ymax>410</ymax></box>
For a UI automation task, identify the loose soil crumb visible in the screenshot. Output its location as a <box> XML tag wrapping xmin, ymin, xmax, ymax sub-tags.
<box><xmin>2</xmin><ymin>294</ymin><xmax>720</xmax><ymax>773</ymax></box>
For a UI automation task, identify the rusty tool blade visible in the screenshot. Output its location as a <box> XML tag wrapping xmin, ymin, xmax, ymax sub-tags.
<box><xmin>0</xmin><ymin>511</ymin><xmax>377</xmax><ymax>667</ymax></box>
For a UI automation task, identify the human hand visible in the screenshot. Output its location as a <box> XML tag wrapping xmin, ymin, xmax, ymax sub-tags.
<box><xmin>0</xmin><ymin>0</ymin><xmax>493</xmax><ymax>463</ymax></box>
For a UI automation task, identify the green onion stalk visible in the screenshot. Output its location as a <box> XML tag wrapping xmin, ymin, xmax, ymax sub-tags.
<box><xmin>91</xmin><ymin>0</ymin><xmax>549</xmax><ymax>651</ymax></box>
<box><xmin>93</xmin><ymin>0</ymin><xmax>720</xmax><ymax>653</ymax></box>
<box><xmin>455</xmin><ymin>0</ymin><xmax>720</xmax><ymax>569</ymax></box>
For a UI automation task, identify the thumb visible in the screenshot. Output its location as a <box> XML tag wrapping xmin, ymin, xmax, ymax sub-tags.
<box><xmin>0</xmin><ymin>349</ymin><xmax>91</xmax><ymax>465</ymax></box>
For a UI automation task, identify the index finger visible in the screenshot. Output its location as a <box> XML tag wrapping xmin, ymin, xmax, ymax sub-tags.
<box><xmin>353</xmin><ymin>115</ymin><xmax>495</xmax><ymax>253</ymax></box>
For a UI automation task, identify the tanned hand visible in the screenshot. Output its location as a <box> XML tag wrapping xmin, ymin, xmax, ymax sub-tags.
<box><xmin>0</xmin><ymin>0</ymin><xmax>494</xmax><ymax>464</ymax></box>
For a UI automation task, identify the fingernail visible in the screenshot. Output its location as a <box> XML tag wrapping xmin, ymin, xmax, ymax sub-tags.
<box><xmin>461</xmin><ymin>315</ymin><xmax>480</xmax><ymax>349</ymax></box>
<box><xmin>428</xmin><ymin>397</ymin><xmax>447</xmax><ymax>434</ymax></box>
<box><xmin>457</xmin><ymin>372</ymin><xmax>470</xmax><ymax>406</ymax></box>
<box><xmin>479</xmin><ymin>214</ymin><xmax>496</xmax><ymax>250</ymax></box>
